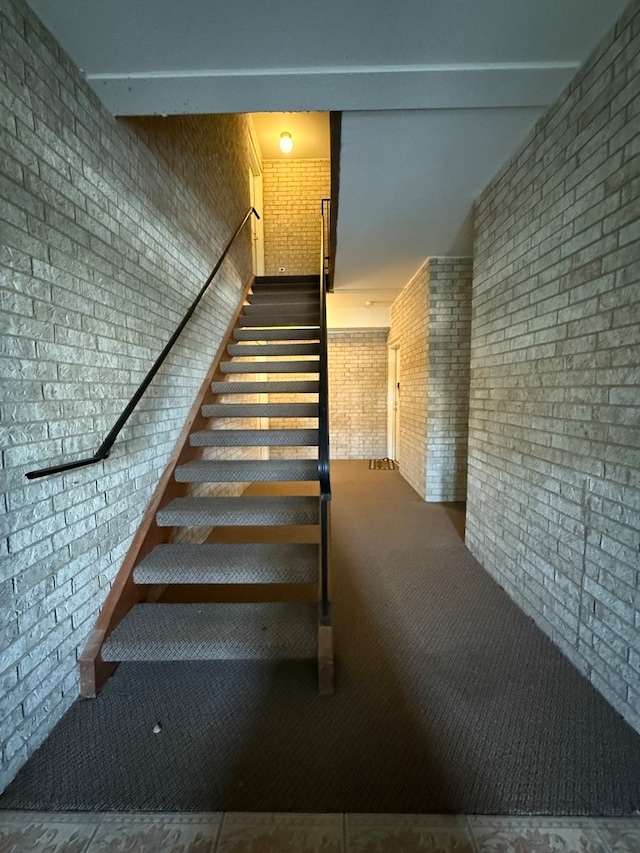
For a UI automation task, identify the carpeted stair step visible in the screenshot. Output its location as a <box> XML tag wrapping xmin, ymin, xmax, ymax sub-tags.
<box><xmin>201</xmin><ymin>403</ymin><xmax>319</xmax><ymax>418</ymax></box>
<box><xmin>101</xmin><ymin>602</ymin><xmax>318</xmax><ymax>661</ymax></box>
<box><xmin>252</xmin><ymin>279</ymin><xmax>318</xmax><ymax>290</ymax></box>
<box><xmin>233</xmin><ymin>327</ymin><xmax>319</xmax><ymax>341</ymax></box>
<box><xmin>227</xmin><ymin>343</ymin><xmax>320</xmax><ymax>357</ymax></box>
<box><xmin>134</xmin><ymin>542</ymin><xmax>319</xmax><ymax>585</ymax></box>
<box><xmin>156</xmin><ymin>495</ymin><xmax>319</xmax><ymax>527</ymax></box>
<box><xmin>247</xmin><ymin>292</ymin><xmax>318</xmax><ymax>305</ymax></box>
<box><xmin>220</xmin><ymin>360</ymin><xmax>320</xmax><ymax>374</ymax></box>
<box><xmin>190</xmin><ymin>428</ymin><xmax>318</xmax><ymax>446</ymax></box>
<box><xmin>242</xmin><ymin>303</ymin><xmax>319</xmax><ymax>317</ymax></box>
<box><xmin>247</xmin><ymin>290</ymin><xmax>318</xmax><ymax>301</ymax></box>
<box><xmin>174</xmin><ymin>459</ymin><xmax>319</xmax><ymax>483</ymax></box>
<box><xmin>238</xmin><ymin>314</ymin><xmax>319</xmax><ymax>328</ymax></box>
<box><xmin>252</xmin><ymin>275</ymin><xmax>318</xmax><ymax>288</ymax></box>
<box><xmin>211</xmin><ymin>380</ymin><xmax>319</xmax><ymax>395</ymax></box>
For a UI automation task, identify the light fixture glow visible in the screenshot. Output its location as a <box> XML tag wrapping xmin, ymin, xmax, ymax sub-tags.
<box><xmin>279</xmin><ymin>132</ymin><xmax>293</xmax><ymax>154</ymax></box>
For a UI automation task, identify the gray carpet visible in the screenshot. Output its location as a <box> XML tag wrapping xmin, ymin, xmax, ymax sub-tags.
<box><xmin>2</xmin><ymin>461</ymin><xmax>640</xmax><ymax>814</ymax></box>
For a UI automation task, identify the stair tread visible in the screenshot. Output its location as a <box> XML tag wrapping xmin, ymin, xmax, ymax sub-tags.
<box><xmin>227</xmin><ymin>343</ymin><xmax>320</xmax><ymax>356</ymax></box>
<box><xmin>233</xmin><ymin>328</ymin><xmax>319</xmax><ymax>341</ymax></box>
<box><xmin>102</xmin><ymin>602</ymin><xmax>318</xmax><ymax>661</ymax></box>
<box><xmin>247</xmin><ymin>294</ymin><xmax>318</xmax><ymax>305</ymax></box>
<box><xmin>249</xmin><ymin>290</ymin><xmax>318</xmax><ymax>298</ymax></box>
<box><xmin>175</xmin><ymin>459</ymin><xmax>319</xmax><ymax>482</ymax></box>
<box><xmin>253</xmin><ymin>275</ymin><xmax>319</xmax><ymax>286</ymax></box>
<box><xmin>190</xmin><ymin>428</ymin><xmax>318</xmax><ymax>446</ymax></box>
<box><xmin>243</xmin><ymin>304</ymin><xmax>319</xmax><ymax>316</ymax></box>
<box><xmin>211</xmin><ymin>380</ymin><xmax>319</xmax><ymax>394</ymax></box>
<box><xmin>220</xmin><ymin>360</ymin><xmax>319</xmax><ymax>374</ymax></box>
<box><xmin>156</xmin><ymin>495</ymin><xmax>319</xmax><ymax>526</ymax></box>
<box><xmin>239</xmin><ymin>315</ymin><xmax>320</xmax><ymax>328</ymax></box>
<box><xmin>201</xmin><ymin>403</ymin><xmax>318</xmax><ymax>418</ymax></box>
<box><xmin>134</xmin><ymin>542</ymin><xmax>318</xmax><ymax>584</ymax></box>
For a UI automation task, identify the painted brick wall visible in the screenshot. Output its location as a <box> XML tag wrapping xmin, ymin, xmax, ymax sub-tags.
<box><xmin>262</xmin><ymin>159</ymin><xmax>330</xmax><ymax>276</ymax></box>
<box><xmin>267</xmin><ymin>358</ymin><xmax>320</xmax><ymax>462</ymax></box>
<box><xmin>427</xmin><ymin>259</ymin><xmax>472</xmax><ymax>501</ymax></box>
<box><xmin>265</xmin><ymin>330</ymin><xmax>388</xmax><ymax>461</ymax></box>
<box><xmin>467</xmin><ymin>3</ymin><xmax>640</xmax><ymax>732</ymax></box>
<box><xmin>389</xmin><ymin>263</ymin><xmax>429</xmax><ymax>497</ymax></box>
<box><xmin>0</xmin><ymin>0</ymin><xmax>254</xmax><ymax>789</ymax></box>
<box><xmin>328</xmin><ymin>330</ymin><xmax>388</xmax><ymax>459</ymax></box>
<box><xmin>389</xmin><ymin>259</ymin><xmax>472</xmax><ymax>501</ymax></box>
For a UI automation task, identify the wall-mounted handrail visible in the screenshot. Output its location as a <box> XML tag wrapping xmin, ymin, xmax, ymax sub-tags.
<box><xmin>318</xmin><ymin>197</ymin><xmax>332</xmax><ymax>623</ymax></box>
<box><xmin>26</xmin><ymin>207</ymin><xmax>260</xmax><ymax>480</ymax></box>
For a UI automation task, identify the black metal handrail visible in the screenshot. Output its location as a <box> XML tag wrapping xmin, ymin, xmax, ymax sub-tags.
<box><xmin>319</xmin><ymin>198</ymin><xmax>332</xmax><ymax>622</ymax></box>
<box><xmin>26</xmin><ymin>207</ymin><xmax>260</xmax><ymax>480</ymax></box>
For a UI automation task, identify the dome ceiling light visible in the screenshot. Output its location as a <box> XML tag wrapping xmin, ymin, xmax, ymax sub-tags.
<box><xmin>279</xmin><ymin>131</ymin><xmax>293</xmax><ymax>154</ymax></box>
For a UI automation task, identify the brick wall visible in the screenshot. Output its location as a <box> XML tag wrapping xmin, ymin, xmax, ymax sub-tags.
<box><xmin>328</xmin><ymin>330</ymin><xmax>388</xmax><ymax>459</ymax></box>
<box><xmin>0</xmin><ymin>0</ymin><xmax>254</xmax><ymax>789</ymax></box>
<box><xmin>262</xmin><ymin>159</ymin><xmax>330</xmax><ymax>276</ymax></box>
<box><xmin>467</xmin><ymin>3</ymin><xmax>640</xmax><ymax>732</ymax></box>
<box><xmin>389</xmin><ymin>264</ymin><xmax>429</xmax><ymax>497</ymax></box>
<box><xmin>389</xmin><ymin>259</ymin><xmax>472</xmax><ymax>501</ymax></box>
<box><xmin>427</xmin><ymin>259</ymin><xmax>472</xmax><ymax>501</ymax></box>
<box><xmin>267</xmin><ymin>358</ymin><xmax>320</xmax><ymax>462</ymax></box>
<box><xmin>265</xmin><ymin>330</ymin><xmax>388</xmax><ymax>461</ymax></box>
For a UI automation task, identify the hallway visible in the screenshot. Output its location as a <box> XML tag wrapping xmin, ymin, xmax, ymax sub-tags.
<box><xmin>2</xmin><ymin>462</ymin><xmax>639</xmax><ymax>821</ymax></box>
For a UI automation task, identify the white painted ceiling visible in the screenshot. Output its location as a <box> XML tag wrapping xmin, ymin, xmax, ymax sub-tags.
<box><xmin>27</xmin><ymin>0</ymin><xmax>629</xmax><ymax>319</ymax></box>
<box><xmin>250</xmin><ymin>113</ymin><xmax>330</xmax><ymax>160</ymax></box>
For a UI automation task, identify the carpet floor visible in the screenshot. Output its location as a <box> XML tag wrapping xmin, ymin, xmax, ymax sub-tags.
<box><xmin>2</xmin><ymin>460</ymin><xmax>640</xmax><ymax>815</ymax></box>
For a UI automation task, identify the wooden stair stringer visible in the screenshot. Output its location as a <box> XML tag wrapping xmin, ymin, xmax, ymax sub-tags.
<box><xmin>78</xmin><ymin>275</ymin><xmax>256</xmax><ymax>697</ymax></box>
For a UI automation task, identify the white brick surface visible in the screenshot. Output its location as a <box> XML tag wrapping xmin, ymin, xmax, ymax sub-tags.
<box><xmin>263</xmin><ymin>331</ymin><xmax>387</xmax><ymax>461</ymax></box>
<box><xmin>389</xmin><ymin>258</ymin><xmax>472</xmax><ymax>501</ymax></box>
<box><xmin>426</xmin><ymin>259</ymin><xmax>472</xmax><ymax>502</ymax></box>
<box><xmin>389</xmin><ymin>264</ymin><xmax>429</xmax><ymax>497</ymax></box>
<box><xmin>262</xmin><ymin>159</ymin><xmax>330</xmax><ymax>276</ymax></box>
<box><xmin>467</xmin><ymin>3</ymin><xmax>640</xmax><ymax>733</ymax></box>
<box><xmin>1</xmin><ymin>0</ymin><xmax>254</xmax><ymax>789</ymax></box>
<box><xmin>329</xmin><ymin>330</ymin><xmax>388</xmax><ymax>459</ymax></box>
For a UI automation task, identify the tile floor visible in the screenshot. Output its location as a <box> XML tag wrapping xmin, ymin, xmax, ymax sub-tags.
<box><xmin>0</xmin><ymin>811</ymin><xmax>638</xmax><ymax>852</ymax></box>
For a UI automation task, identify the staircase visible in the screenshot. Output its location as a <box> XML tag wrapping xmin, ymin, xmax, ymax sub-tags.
<box><xmin>80</xmin><ymin>275</ymin><xmax>333</xmax><ymax>695</ymax></box>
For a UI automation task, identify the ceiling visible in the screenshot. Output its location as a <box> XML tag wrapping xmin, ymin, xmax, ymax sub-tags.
<box><xmin>250</xmin><ymin>113</ymin><xmax>329</xmax><ymax>160</ymax></box>
<box><xmin>27</xmin><ymin>0</ymin><xmax>629</xmax><ymax>321</ymax></box>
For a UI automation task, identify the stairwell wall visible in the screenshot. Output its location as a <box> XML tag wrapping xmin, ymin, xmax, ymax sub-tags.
<box><xmin>467</xmin><ymin>2</ymin><xmax>640</xmax><ymax>732</ymax></box>
<box><xmin>0</xmin><ymin>0</ymin><xmax>255</xmax><ymax>789</ymax></box>
<box><xmin>426</xmin><ymin>259</ymin><xmax>472</xmax><ymax>502</ymax></box>
<box><xmin>328</xmin><ymin>330</ymin><xmax>388</xmax><ymax>459</ymax></box>
<box><xmin>388</xmin><ymin>258</ymin><xmax>472</xmax><ymax>501</ymax></box>
<box><xmin>262</xmin><ymin>159</ymin><xmax>330</xmax><ymax>276</ymax></box>
<box><xmin>389</xmin><ymin>263</ymin><xmax>430</xmax><ymax>498</ymax></box>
